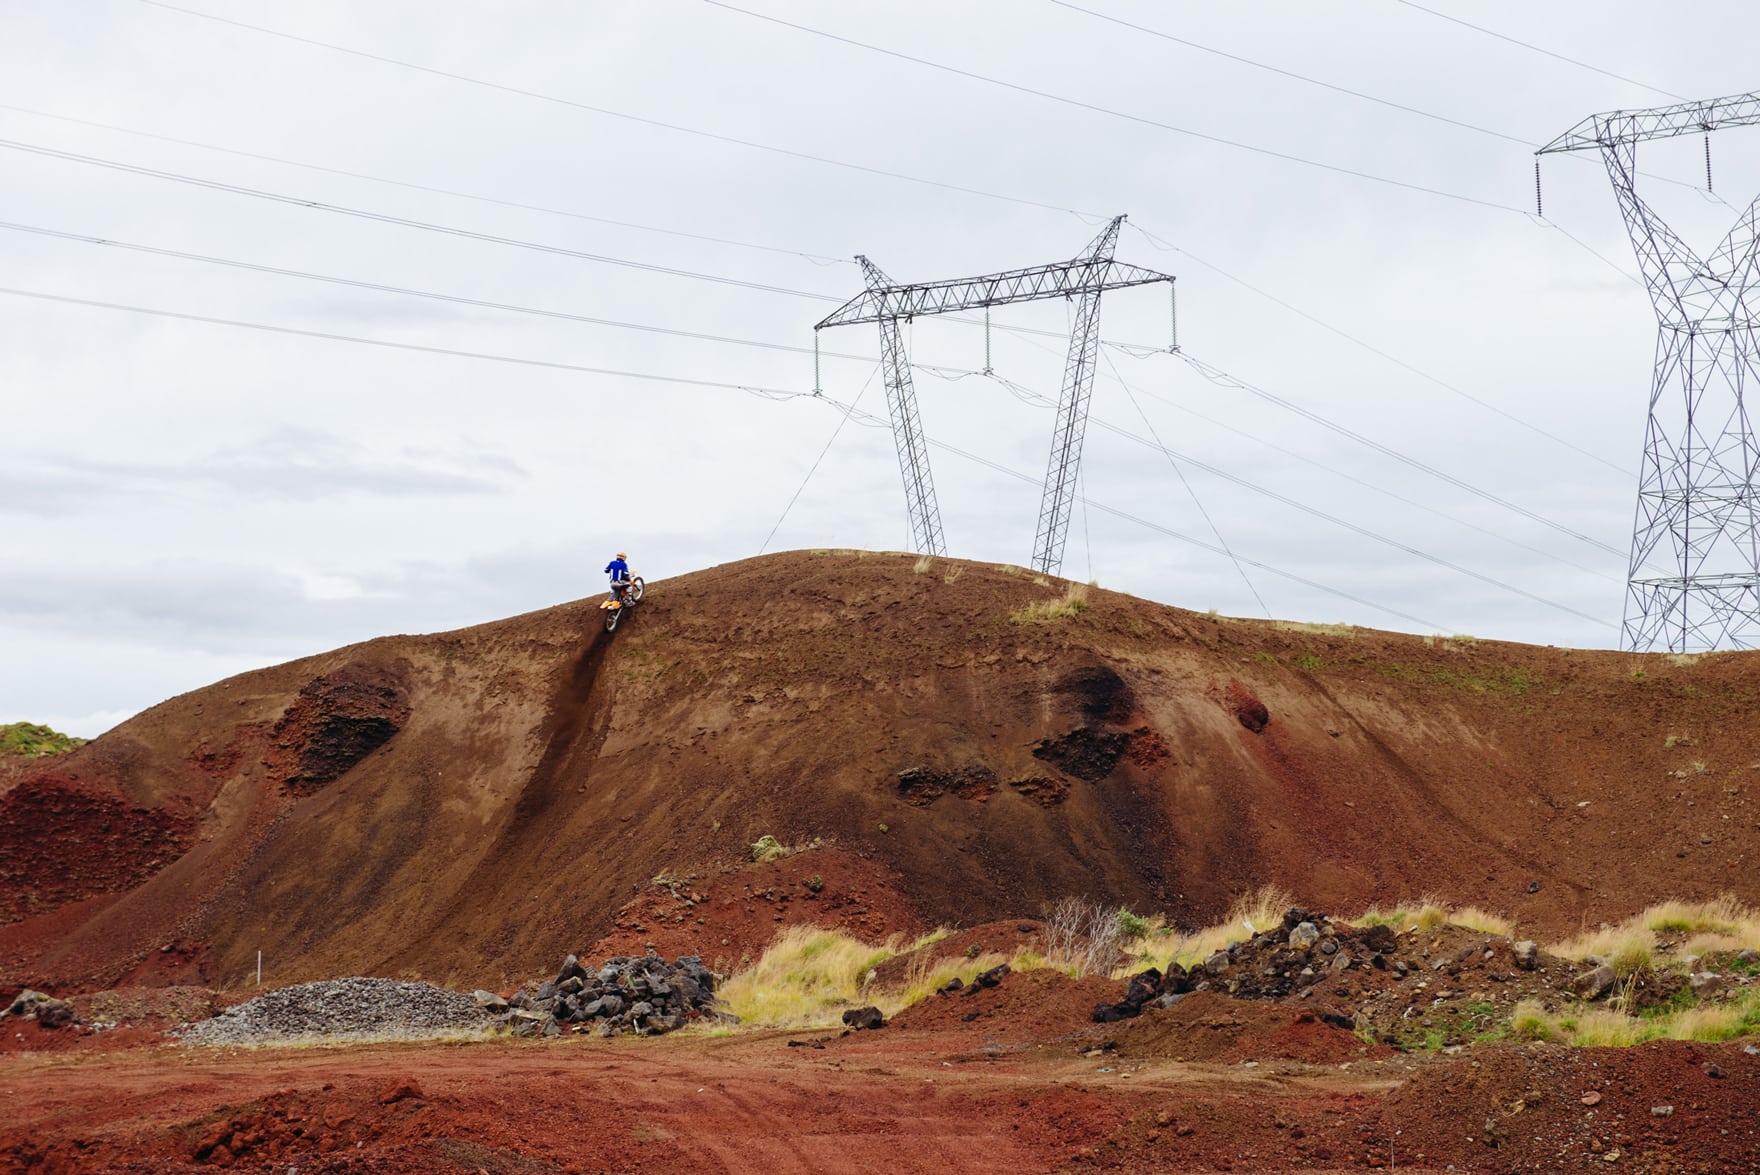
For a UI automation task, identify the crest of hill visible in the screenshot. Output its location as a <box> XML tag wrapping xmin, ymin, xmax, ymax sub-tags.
<box><xmin>3</xmin><ymin>549</ymin><xmax>1759</xmax><ymax>995</ymax></box>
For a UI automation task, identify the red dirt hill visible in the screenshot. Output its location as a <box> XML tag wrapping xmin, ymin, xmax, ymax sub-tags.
<box><xmin>4</xmin><ymin>550</ymin><xmax>1758</xmax><ymax>993</ymax></box>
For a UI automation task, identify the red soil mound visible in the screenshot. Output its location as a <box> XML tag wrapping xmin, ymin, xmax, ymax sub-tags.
<box><xmin>584</xmin><ymin>846</ymin><xmax>930</xmax><ymax>972</ymax></box>
<box><xmin>5</xmin><ymin>550</ymin><xmax>1760</xmax><ymax>997</ymax></box>
<box><xmin>891</xmin><ymin>966</ymin><xmax>1119</xmax><ymax>1045</ymax></box>
<box><xmin>1097</xmin><ymin>989</ymin><xmax>1391</xmax><ymax>1066</ymax></box>
<box><xmin>0</xmin><ymin>772</ymin><xmax>193</xmax><ymax>923</ymax></box>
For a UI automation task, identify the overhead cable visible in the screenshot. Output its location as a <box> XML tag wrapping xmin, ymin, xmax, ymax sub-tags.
<box><xmin>0</xmin><ymin>102</ymin><xmax>849</xmax><ymax>266</ymax></box>
<box><xmin>0</xmin><ymin>285</ymin><xmax>813</xmax><ymax>396</ymax></box>
<box><xmin>761</xmin><ymin>364</ymin><xmax>883</xmax><ymax>553</ymax></box>
<box><xmin>10</xmin><ymin>277</ymin><xmax>1579</xmax><ymax>631</ymax></box>
<box><xmin>1049</xmin><ymin>0</ymin><xmax>1529</xmax><ymax>146</ymax></box>
<box><xmin>818</xmin><ymin>394</ymin><xmax>1447</xmax><ymax>631</ymax></box>
<box><xmin>1127</xmin><ymin>225</ymin><xmax>1629</xmax><ymax>473</ymax></box>
<box><xmin>1166</xmin><ymin>348</ymin><xmax>1627</xmax><ymax>561</ymax></box>
<box><xmin>699</xmin><ymin>0</ymin><xmax>1530</xmax><ymax>215</ymax></box>
<box><xmin>1084</xmin><ymin>361</ymin><xmax>1622</xmax><ymax>585</ymax></box>
<box><xmin>12</xmin><ymin>216</ymin><xmax>1628</xmax><ymax>590</ymax></box>
<box><xmin>1047</xmin><ymin>1</ymin><xmax>1704</xmax><ymax>195</ymax></box>
<box><xmin>973</xmin><ymin>366</ymin><xmax>1610</xmax><ymax>625</ymax></box>
<box><xmin>127</xmin><ymin>0</ymin><xmax>1654</xmax><ymax>482</ymax></box>
<box><xmin>1390</xmin><ymin>1</ymin><xmax>1685</xmax><ymax>102</ymax></box>
<box><xmin>135</xmin><ymin>0</ymin><xmax>1080</xmax><ymax>216</ymax></box>
<box><xmin>1096</xmin><ymin>349</ymin><xmax>1271</xmax><ymax>617</ymax></box>
<box><xmin>0</xmin><ymin>137</ymin><xmax>839</xmax><ymax>302</ymax></box>
<box><xmin>0</xmin><ymin>206</ymin><xmax>1153</xmax><ymax>357</ymax></box>
<box><xmin>0</xmin><ymin>218</ymin><xmax>889</xmax><ymax>361</ymax></box>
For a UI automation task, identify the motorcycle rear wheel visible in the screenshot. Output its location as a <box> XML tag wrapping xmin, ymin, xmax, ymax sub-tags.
<box><xmin>604</xmin><ymin>606</ymin><xmax>622</xmax><ymax>633</ymax></box>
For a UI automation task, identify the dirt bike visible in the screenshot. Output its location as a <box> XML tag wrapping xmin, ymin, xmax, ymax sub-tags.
<box><xmin>601</xmin><ymin>575</ymin><xmax>645</xmax><ymax>632</ymax></box>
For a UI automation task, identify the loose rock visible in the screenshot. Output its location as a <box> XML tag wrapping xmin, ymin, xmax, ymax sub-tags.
<box><xmin>842</xmin><ymin>1006</ymin><xmax>885</xmax><ymax>1030</ymax></box>
<box><xmin>1571</xmin><ymin>964</ymin><xmax>1617</xmax><ymax>1001</ymax></box>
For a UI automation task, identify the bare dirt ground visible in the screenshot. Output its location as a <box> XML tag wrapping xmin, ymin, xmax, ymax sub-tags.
<box><xmin>3</xmin><ymin>970</ymin><xmax>1756</xmax><ymax>1174</ymax></box>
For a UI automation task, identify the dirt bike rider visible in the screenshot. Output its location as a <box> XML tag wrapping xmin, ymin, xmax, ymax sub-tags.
<box><xmin>604</xmin><ymin>551</ymin><xmax>633</xmax><ymax>606</ymax></box>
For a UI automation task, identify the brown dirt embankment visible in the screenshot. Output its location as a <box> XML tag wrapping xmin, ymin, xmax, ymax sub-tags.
<box><xmin>4</xmin><ymin>550</ymin><xmax>1760</xmax><ymax>994</ymax></box>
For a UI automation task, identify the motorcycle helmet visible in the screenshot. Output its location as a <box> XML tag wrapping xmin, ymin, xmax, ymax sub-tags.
<box><xmin>616</xmin><ymin>551</ymin><xmax>627</xmax><ymax>559</ymax></box>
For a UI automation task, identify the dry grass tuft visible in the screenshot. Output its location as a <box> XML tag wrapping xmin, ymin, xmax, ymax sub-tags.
<box><xmin>1450</xmin><ymin>906</ymin><xmax>1514</xmax><ymax>937</ymax></box>
<box><xmin>1549</xmin><ymin>895</ymin><xmax>1760</xmax><ymax>967</ymax></box>
<box><xmin>1355</xmin><ymin>896</ymin><xmax>1455</xmax><ymax>934</ymax></box>
<box><xmin>912</xmin><ymin>555</ymin><xmax>935</xmax><ymax>575</ymax></box>
<box><xmin>716</xmin><ymin>926</ymin><xmax>909</xmax><ymax>1029</ymax></box>
<box><xmin>1510</xmin><ymin>999</ymin><xmax>1564</xmax><ymax>1043</ymax></box>
<box><xmin>1607</xmin><ymin>936</ymin><xmax>1655</xmax><ymax>979</ymax></box>
<box><xmin>1272</xmin><ymin>620</ymin><xmax>1356</xmax><ymax>637</ymax></box>
<box><xmin>1568</xmin><ymin>1008</ymin><xmax>1644</xmax><ymax>1048</ymax></box>
<box><xmin>1642</xmin><ymin>895</ymin><xmax>1756</xmax><ymax>939</ymax></box>
<box><xmin>716</xmin><ymin>925</ymin><xmax>1043</xmax><ymax>1029</ymax></box>
<box><xmin>1010</xmin><ymin>583</ymin><xmax>1089</xmax><ymax>624</ymax></box>
<box><xmin>1663</xmin><ymin>1004</ymin><xmax>1744</xmax><ymax>1042</ymax></box>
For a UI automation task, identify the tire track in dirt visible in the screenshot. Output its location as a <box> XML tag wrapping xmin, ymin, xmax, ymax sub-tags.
<box><xmin>378</xmin><ymin>624</ymin><xmax>618</xmax><ymax>970</ymax></box>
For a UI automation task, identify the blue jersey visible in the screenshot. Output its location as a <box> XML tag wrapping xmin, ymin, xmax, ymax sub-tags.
<box><xmin>605</xmin><ymin>558</ymin><xmax>630</xmax><ymax>582</ymax></box>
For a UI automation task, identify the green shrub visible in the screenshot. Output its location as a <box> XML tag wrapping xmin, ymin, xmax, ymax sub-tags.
<box><xmin>1116</xmin><ymin>909</ymin><xmax>1150</xmax><ymax>940</ymax></box>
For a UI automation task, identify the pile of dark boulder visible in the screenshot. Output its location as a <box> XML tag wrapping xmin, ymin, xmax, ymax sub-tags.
<box><xmin>1093</xmin><ymin>906</ymin><xmax>1483</xmax><ymax>1027</ymax></box>
<box><xmin>482</xmin><ymin>952</ymin><xmax>733</xmax><ymax>1038</ymax></box>
<box><xmin>1085</xmin><ymin>905</ymin><xmax>1747</xmax><ymax>1049</ymax></box>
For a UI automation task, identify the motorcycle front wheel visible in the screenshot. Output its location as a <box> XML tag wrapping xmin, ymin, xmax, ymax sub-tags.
<box><xmin>630</xmin><ymin>576</ymin><xmax>645</xmax><ymax>602</ymax></box>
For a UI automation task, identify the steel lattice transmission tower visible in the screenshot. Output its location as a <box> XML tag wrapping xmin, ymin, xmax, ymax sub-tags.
<box><xmin>1539</xmin><ymin>93</ymin><xmax>1760</xmax><ymax>651</ymax></box>
<box><xmin>815</xmin><ymin>216</ymin><xmax>1175</xmax><ymax>575</ymax></box>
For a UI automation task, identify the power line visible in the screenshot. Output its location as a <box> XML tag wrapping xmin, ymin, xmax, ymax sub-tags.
<box><xmin>10</xmin><ymin>275</ymin><xmax>1595</xmax><ymax>630</ymax></box>
<box><xmin>1084</xmin><ymin>357</ymin><xmax>1622</xmax><ymax>585</ymax></box>
<box><xmin>1166</xmin><ymin>348</ymin><xmax>1627</xmax><ymax>561</ymax></box>
<box><xmin>17</xmin><ymin>212</ymin><xmax>1630</xmax><ymax>591</ymax></box>
<box><xmin>0</xmin><ymin>218</ymin><xmax>892</xmax><ymax>361</ymax></box>
<box><xmin>0</xmin><ymin>102</ymin><xmax>850</xmax><ymax>266</ymax></box>
<box><xmin>0</xmin><ymin>136</ymin><xmax>841</xmax><ymax>303</ymax></box>
<box><xmin>1048</xmin><ymin>0</ymin><xmax>1529</xmax><ymax>147</ymax></box>
<box><xmin>817</xmin><ymin>393</ymin><xmax>1448</xmax><ymax>630</ymax></box>
<box><xmin>1390</xmin><ymin>1</ymin><xmax>1685</xmax><ymax>102</ymax></box>
<box><xmin>699</xmin><ymin>0</ymin><xmax>1530</xmax><ymax>215</ymax></box>
<box><xmin>1097</xmin><ymin>349</ymin><xmax>1271</xmax><ymax>617</ymax></box>
<box><xmin>135</xmin><ymin>0</ymin><xmax>1082</xmax><ymax>217</ymax></box>
<box><xmin>761</xmin><ymin>364</ymin><xmax>882</xmax><ymax>553</ymax></box>
<box><xmin>126</xmin><ymin>0</ymin><xmax>1651</xmax><ymax>485</ymax></box>
<box><xmin>973</xmin><ymin>364</ymin><xmax>1610</xmax><ymax>625</ymax></box>
<box><xmin>1126</xmin><ymin>224</ymin><xmax>1630</xmax><ymax>473</ymax></box>
<box><xmin>1047</xmin><ymin>1</ymin><xmax>1705</xmax><ymax>197</ymax></box>
<box><xmin>992</xmin><ymin>319</ymin><xmax>1625</xmax><ymax>578</ymax></box>
<box><xmin>0</xmin><ymin>284</ymin><xmax>816</xmax><ymax>396</ymax></box>
<box><xmin>12</xmin><ymin>208</ymin><xmax>1632</xmax><ymax>592</ymax></box>
<box><xmin>0</xmin><ymin>206</ymin><xmax>1156</xmax><ymax>363</ymax></box>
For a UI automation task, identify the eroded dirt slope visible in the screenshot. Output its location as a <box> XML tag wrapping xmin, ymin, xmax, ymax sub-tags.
<box><xmin>4</xmin><ymin>550</ymin><xmax>1759</xmax><ymax>993</ymax></box>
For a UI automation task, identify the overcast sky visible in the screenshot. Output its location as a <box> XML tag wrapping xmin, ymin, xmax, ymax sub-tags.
<box><xmin>5</xmin><ymin>0</ymin><xmax>1760</xmax><ymax>736</ymax></box>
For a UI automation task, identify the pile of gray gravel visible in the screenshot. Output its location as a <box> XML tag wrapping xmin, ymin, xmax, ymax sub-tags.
<box><xmin>174</xmin><ymin>978</ymin><xmax>492</xmax><ymax>1046</ymax></box>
